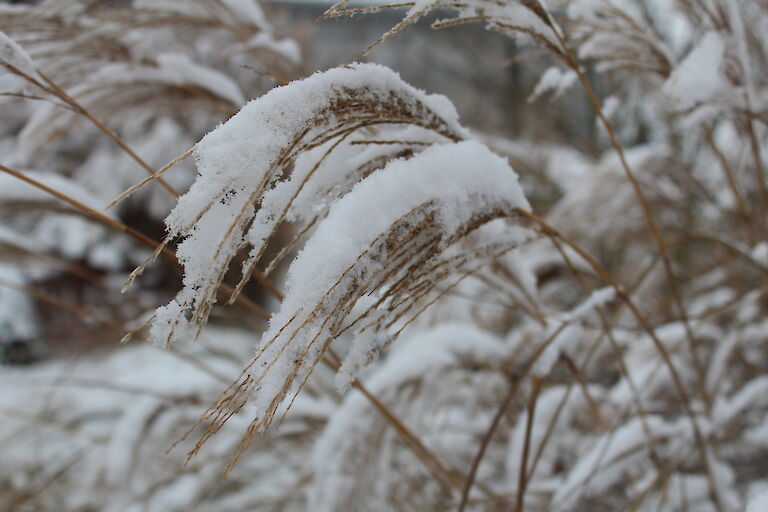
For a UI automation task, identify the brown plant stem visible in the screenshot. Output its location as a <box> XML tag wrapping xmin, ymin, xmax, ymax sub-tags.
<box><xmin>35</xmin><ymin>70</ymin><xmax>180</xmax><ymax>198</ymax></box>
<box><xmin>2</xmin><ymin>161</ymin><xmax>500</xmax><ymax>508</ymax></box>
<box><xmin>535</xmin><ymin>2</ymin><xmax>708</xmax><ymax>412</ymax></box>
<box><xmin>515</xmin><ymin>377</ymin><xmax>543</xmax><ymax>512</ymax></box>
<box><xmin>513</xmin><ymin>206</ymin><xmax>723</xmax><ymax>511</ymax></box>
<box><xmin>457</xmin><ymin>323</ymin><xmax>568</xmax><ymax>512</ymax></box>
<box><xmin>0</xmin><ymin>162</ymin><xmax>271</xmax><ymax>321</ymax></box>
<box><xmin>702</xmin><ymin>125</ymin><xmax>753</xmax><ymax>243</ymax></box>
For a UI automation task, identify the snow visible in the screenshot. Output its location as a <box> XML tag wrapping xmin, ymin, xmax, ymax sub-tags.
<box><xmin>688</xmin><ymin>287</ymin><xmax>736</xmax><ymax>316</ymax></box>
<box><xmin>287</xmin><ymin>126</ymin><xmax>446</xmax><ymax>224</ymax></box>
<box><xmin>727</xmin><ymin>0</ymin><xmax>757</xmax><ymax>119</ymax></box>
<box><xmin>751</xmin><ymin>241</ymin><xmax>768</xmax><ymax>265</ymax></box>
<box><xmin>155</xmin><ymin>53</ymin><xmax>245</xmax><ymax>106</ymax></box>
<box><xmin>0</xmin><ymin>224</ymin><xmax>43</xmax><ymax>257</ymax></box>
<box><xmin>713</xmin><ymin>377</ymin><xmax>768</xmax><ymax>429</ymax></box>
<box><xmin>0</xmin><ymin>326</ymin><xmax>321</xmax><ymax>510</ymax></box>
<box><xmin>281</xmin><ymin>141</ymin><xmax>524</xmax><ymax>347</ymax></box>
<box><xmin>578</xmin><ymin>32</ymin><xmax>631</xmax><ymax>64</ymax></box>
<box><xmin>530</xmin><ymin>323</ymin><xmax>581</xmax><ymax>377</ymax></box>
<box><xmin>276</xmin><ymin>140</ymin><xmax>528</xmax><ymax>337</ymax></box>
<box><xmin>365</xmin><ymin>323</ymin><xmax>505</xmax><ymax>392</ymax></box>
<box><xmin>16</xmin><ymin>53</ymin><xmax>245</xmax><ymax>162</ymax></box>
<box><xmin>238</xmin><ymin>33</ymin><xmax>302</xmax><ymax>65</ymax></box>
<box><xmin>105</xmin><ymin>396</ymin><xmax>163</xmax><ymax>485</ymax></box>
<box><xmin>0</xmin><ymin>30</ymin><xmax>39</xmax><ymax>79</ymax></box>
<box><xmin>435</xmin><ymin>1</ymin><xmax>560</xmax><ymax>50</ymax></box>
<box><xmin>0</xmin><ymin>171</ymin><xmax>120</xmax><ymax>263</ymax></box>
<box><xmin>505</xmin><ymin>384</ymin><xmax>596</xmax><ymax>482</ymax></box>
<box><xmin>0</xmin><ymin>264</ymin><xmax>40</xmax><ymax>342</ymax></box>
<box><xmin>601</xmin><ymin>95</ymin><xmax>619</xmax><ymax>120</ymax></box>
<box><xmin>747</xmin><ymin>488</ymin><xmax>768</xmax><ymax>512</ymax></box>
<box><xmin>706</xmin><ymin>332</ymin><xmax>739</xmax><ymax>394</ymax></box>
<box><xmin>75</xmin><ymin>55</ymin><xmax>245</xmax><ymax>107</ymax></box>
<box><xmin>559</xmin><ymin>286</ymin><xmax>615</xmax><ymax>323</ymax></box>
<box><xmin>529</xmin><ymin>66</ymin><xmax>577</xmax><ymax>102</ymax></box>
<box><xmin>220</xmin><ymin>0</ymin><xmax>270</xmax><ymax>29</ymax></box>
<box><xmin>3</xmin><ymin>1</ymin><xmax>768</xmax><ymax>509</ymax></box>
<box><xmin>150</xmin><ymin>63</ymin><xmax>469</xmax><ymax>347</ymax></box>
<box><xmin>196</xmin><ymin>139</ymin><xmax>530</xmax><ymax>434</ymax></box>
<box><xmin>662</xmin><ymin>31</ymin><xmax>727</xmax><ymax>111</ymax></box>
<box><xmin>134</xmin><ymin>0</ymin><xmax>269</xmax><ymax>30</ymax></box>
<box><xmin>310</xmin><ymin>323</ymin><xmax>504</xmax><ymax>512</ymax></box>
<box><xmin>236</xmin><ymin>128</ymin><xmax>445</xmax><ymax>294</ymax></box>
<box><xmin>76</xmin><ymin>119</ymin><xmax>195</xmax><ymax>219</ymax></box>
<box><xmin>552</xmin><ymin>416</ymin><xmax>688</xmax><ymax>511</ymax></box>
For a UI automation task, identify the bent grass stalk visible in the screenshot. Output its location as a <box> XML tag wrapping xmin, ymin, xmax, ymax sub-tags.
<box><xmin>0</xmin><ymin>160</ymin><xmax>496</xmax><ymax>508</ymax></box>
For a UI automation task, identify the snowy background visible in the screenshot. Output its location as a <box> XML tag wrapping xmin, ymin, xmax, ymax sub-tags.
<box><xmin>1</xmin><ymin>0</ymin><xmax>768</xmax><ymax>510</ymax></box>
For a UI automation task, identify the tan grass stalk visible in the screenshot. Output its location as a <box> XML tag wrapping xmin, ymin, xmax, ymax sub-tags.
<box><xmin>514</xmin><ymin>206</ymin><xmax>725</xmax><ymax>510</ymax></box>
<box><xmin>514</xmin><ymin>376</ymin><xmax>543</xmax><ymax>512</ymax></box>
<box><xmin>702</xmin><ymin>125</ymin><xmax>753</xmax><ymax>241</ymax></box>
<box><xmin>34</xmin><ymin>70</ymin><xmax>180</xmax><ymax>197</ymax></box>
<box><xmin>106</xmin><ymin>147</ymin><xmax>194</xmax><ymax>210</ymax></box>
<box><xmin>457</xmin><ymin>323</ymin><xmax>569</xmax><ymax>512</ymax></box>
<box><xmin>541</xmin><ymin>14</ymin><xmax>708</xmax><ymax>398</ymax></box>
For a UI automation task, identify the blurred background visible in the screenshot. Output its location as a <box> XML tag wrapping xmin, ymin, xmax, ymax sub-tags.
<box><xmin>3</xmin><ymin>1</ymin><xmax>767</xmax><ymax>511</ymax></box>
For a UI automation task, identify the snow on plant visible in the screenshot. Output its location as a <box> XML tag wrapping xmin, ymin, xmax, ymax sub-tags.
<box><xmin>147</xmin><ymin>63</ymin><xmax>471</xmax><ymax>347</ymax></box>
<box><xmin>0</xmin><ymin>0</ymin><xmax>299</xmax><ymax>347</ymax></box>
<box><xmin>307</xmin><ymin>0</ymin><xmax>768</xmax><ymax>509</ymax></box>
<box><xmin>0</xmin><ymin>0</ymin><xmax>297</xmax><ymax>221</ymax></box>
<box><xmin>0</xmin><ymin>30</ymin><xmax>39</xmax><ymax>81</ymax></box>
<box><xmin>143</xmin><ymin>64</ymin><xmax>536</xmax><ymax>462</ymax></box>
<box><xmin>309</xmin><ymin>323</ymin><xmax>510</xmax><ymax>510</ymax></box>
<box><xmin>0</xmin><ymin>171</ymin><xmax>120</xmax><ymax>264</ymax></box>
<box><xmin>201</xmin><ymin>140</ymin><xmax>533</xmax><ymax>456</ymax></box>
<box><xmin>0</xmin><ymin>328</ymin><xmax>325</xmax><ymax>511</ymax></box>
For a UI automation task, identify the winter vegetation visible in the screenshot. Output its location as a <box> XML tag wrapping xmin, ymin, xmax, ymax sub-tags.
<box><xmin>1</xmin><ymin>0</ymin><xmax>767</xmax><ymax>510</ymax></box>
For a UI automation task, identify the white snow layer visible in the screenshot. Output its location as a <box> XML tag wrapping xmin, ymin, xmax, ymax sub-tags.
<box><xmin>0</xmin><ymin>264</ymin><xmax>40</xmax><ymax>342</ymax></box>
<box><xmin>309</xmin><ymin>323</ymin><xmax>505</xmax><ymax>512</ymax></box>
<box><xmin>747</xmin><ymin>488</ymin><xmax>768</xmax><ymax>512</ymax></box>
<box><xmin>0</xmin><ymin>30</ymin><xmax>39</xmax><ymax>79</ymax></box>
<box><xmin>662</xmin><ymin>31</ymin><xmax>727</xmax><ymax>111</ymax></box>
<box><xmin>529</xmin><ymin>66</ymin><xmax>577</xmax><ymax>102</ymax></box>
<box><xmin>149</xmin><ymin>63</ymin><xmax>468</xmax><ymax>347</ymax></box>
<box><xmin>212</xmin><ymin>139</ymin><xmax>529</xmax><ymax>433</ymax></box>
